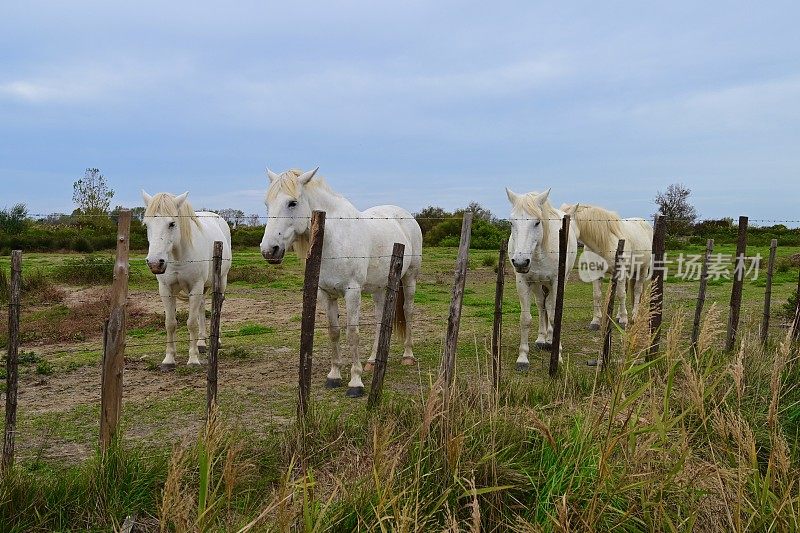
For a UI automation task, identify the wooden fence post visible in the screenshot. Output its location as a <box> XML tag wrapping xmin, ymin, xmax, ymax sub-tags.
<box><xmin>760</xmin><ymin>239</ymin><xmax>778</xmax><ymax>347</ymax></box>
<box><xmin>602</xmin><ymin>240</ymin><xmax>625</xmax><ymax>368</ymax></box>
<box><xmin>366</xmin><ymin>242</ymin><xmax>405</xmax><ymax>411</ymax></box>
<box><xmin>726</xmin><ymin>216</ymin><xmax>748</xmax><ymax>351</ymax></box>
<box><xmin>297</xmin><ymin>211</ymin><xmax>326</xmax><ymax>420</ymax></box>
<box><xmin>2</xmin><ymin>250</ymin><xmax>22</xmax><ymax>471</ymax></box>
<box><xmin>100</xmin><ymin>209</ymin><xmax>131</xmax><ymax>450</ymax></box>
<box><xmin>792</xmin><ymin>269</ymin><xmax>800</xmax><ymax>343</ymax></box>
<box><xmin>206</xmin><ymin>241</ymin><xmax>224</xmax><ymax>418</ymax></box>
<box><xmin>442</xmin><ymin>213</ymin><xmax>473</xmax><ymax>389</ymax></box>
<box><xmin>491</xmin><ymin>241</ymin><xmax>507</xmax><ymax>392</ymax></box>
<box><xmin>690</xmin><ymin>239</ymin><xmax>714</xmax><ymax>352</ymax></box>
<box><xmin>648</xmin><ymin>215</ymin><xmax>666</xmax><ymax>359</ymax></box>
<box><xmin>550</xmin><ymin>215</ymin><xmax>570</xmax><ymax>377</ymax></box>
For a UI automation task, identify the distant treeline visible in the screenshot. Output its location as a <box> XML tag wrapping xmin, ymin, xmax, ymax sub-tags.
<box><xmin>1</xmin><ymin>204</ymin><xmax>799</xmax><ymax>254</ymax></box>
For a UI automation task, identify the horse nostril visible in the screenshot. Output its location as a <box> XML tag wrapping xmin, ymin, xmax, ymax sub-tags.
<box><xmin>271</xmin><ymin>246</ymin><xmax>279</xmax><ymax>256</ymax></box>
<box><xmin>158</xmin><ymin>259</ymin><xmax>165</xmax><ymax>266</ymax></box>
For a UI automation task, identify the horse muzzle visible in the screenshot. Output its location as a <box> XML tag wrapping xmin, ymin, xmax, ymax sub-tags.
<box><xmin>511</xmin><ymin>258</ymin><xmax>531</xmax><ymax>274</ymax></box>
<box><xmin>147</xmin><ymin>259</ymin><xmax>167</xmax><ymax>275</ymax></box>
<box><xmin>261</xmin><ymin>245</ymin><xmax>285</xmax><ymax>264</ymax></box>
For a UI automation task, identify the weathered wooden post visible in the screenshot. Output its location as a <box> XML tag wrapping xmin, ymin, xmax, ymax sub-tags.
<box><xmin>206</xmin><ymin>241</ymin><xmax>224</xmax><ymax>418</ymax></box>
<box><xmin>602</xmin><ymin>239</ymin><xmax>625</xmax><ymax>368</ymax></box>
<box><xmin>691</xmin><ymin>239</ymin><xmax>714</xmax><ymax>352</ymax></box>
<box><xmin>648</xmin><ymin>215</ymin><xmax>666</xmax><ymax>359</ymax></box>
<box><xmin>297</xmin><ymin>210</ymin><xmax>326</xmax><ymax>420</ymax></box>
<box><xmin>491</xmin><ymin>241</ymin><xmax>507</xmax><ymax>392</ymax></box>
<box><xmin>100</xmin><ymin>209</ymin><xmax>131</xmax><ymax>450</ymax></box>
<box><xmin>366</xmin><ymin>242</ymin><xmax>405</xmax><ymax>411</ymax></box>
<box><xmin>442</xmin><ymin>213</ymin><xmax>473</xmax><ymax>389</ymax></box>
<box><xmin>760</xmin><ymin>239</ymin><xmax>778</xmax><ymax>347</ymax></box>
<box><xmin>550</xmin><ymin>215</ymin><xmax>570</xmax><ymax>377</ymax></box>
<box><xmin>2</xmin><ymin>250</ymin><xmax>22</xmax><ymax>471</ymax></box>
<box><xmin>726</xmin><ymin>216</ymin><xmax>748</xmax><ymax>351</ymax></box>
<box><xmin>792</xmin><ymin>269</ymin><xmax>800</xmax><ymax>343</ymax></box>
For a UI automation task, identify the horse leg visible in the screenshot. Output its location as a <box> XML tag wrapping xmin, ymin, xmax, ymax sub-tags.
<box><xmin>344</xmin><ymin>288</ymin><xmax>364</xmax><ymax>397</ymax></box>
<box><xmin>159</xmin><ymin>284</ymin><xmax>178</xmax><ymax>370</ymax></box>
<box><xmin>589</xmin><ymin>279</ymin><xmax>602</xmax><ymax>331</ymax></box>
<box><xmin>533</xmin><ymin>284</ymin><xmax>548</xmax><ymax>349</ymax></box>
<box><xmin>544</xmin><ymin>282</ymin><xmax>563</xmax><ymax>362</ymax></box>
<box><xmin>324</xmin><ymin>292</ymin><xmax>343</xmax><ymax>388</ymax></box>
<box><xmin>401</xmin><ymin>275</ymin><xmax>417</xmax><ymax>364</ymax></box>
<box><xmin>186</xmin><ymin>285</ymin><xmax>205</xmax><ymax>365</ymax></box>
<box><xmin>515</xmin><ymin>277</ymin><xmax>533</xmax><ymax>371</ymax></box>
<box><xmin>364</xmin><ymin>289</ymin><xmax>385</xmax><ymax>372</ymax></box>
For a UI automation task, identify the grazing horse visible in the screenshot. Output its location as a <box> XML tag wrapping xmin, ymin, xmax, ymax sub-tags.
<box><xmin>142</xmin><ymin>191</ymin><xmax>232</xmax><ymax>368</ymax></box>
<box><xmin>260</xmin><ymin>168</ymin><xmax>422</xmax><ymax>397</ymax></box>
<box><xmin>507</xmin><ymin>188</ymin><xmax>578</xmax><ymax>370</ymax></box>
<box><xmin>560</xmin><ymin>204</ymin><xmax>653</xmax><ymax>329</ymax></box>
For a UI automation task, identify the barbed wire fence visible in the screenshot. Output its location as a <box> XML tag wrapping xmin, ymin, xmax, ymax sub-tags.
<box><xmin>2</xmin><ymin>209</ymin><xmax>800</xmax><ymax>468</ymax></box>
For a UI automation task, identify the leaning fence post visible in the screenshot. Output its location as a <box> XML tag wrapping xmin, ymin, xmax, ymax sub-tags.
<box><xmin>297</xmin><ymin>211</ymin><xmax>326</xmax><ymax>421</ymax></box>
<box><xmin>491</xmin><ymin>241</ymin><xmax>507</xmax><ymax>392</ymax></box>
<box><xmin>726</xmin><ymin>216</ymin><xmax>748</xmax><ymax>351</ymax></box>
<box><xmin>691</xmin><ymin>239</ymin><xmax>714</xmax><ymax>352</ymax></box>
<box><xmin>648</xmin><ymin>215</ymin><xmax>666</xmax><ymax>359</ymax></box>
<box><xmin>100</xmin><ymin>209</ymin><xmax>131</xmax><ymax>450</ymax></box>
<box><xmin>760</xmin><ymin>239</ymin><xmax>778</xmax><ymax>347</ymax></box>
<box><xmin>442</xmin><ymin>213</ymin><xmax>473</xmax><ymax>389</ymax></box>
<box><xmin>366</xmin><ymin>242</ymin><xmax>405</xmax><ymax>411</ymax></box>
<box><xmin>550</xmin><ymin>215</ymin><xmax>570</xmax><ymax>377</ymax></box>
<box><xmin>206</xmin><ymin>241</ymin><xmax>224</xmax><ymax>418</ymax></box>
<box><xmin>792</xmin><ymin>269</ymin><xmax>800</xmax><ymax>343</ymax></box>
<box><xmin>602</xmin><ymin>239</ymin><xmax>625</xmax><ymax>368</ymax></box>
<box><xmin>2</xmin><ymin>250</ymin><xmax>22</xmax><ymax>471</ymax></box>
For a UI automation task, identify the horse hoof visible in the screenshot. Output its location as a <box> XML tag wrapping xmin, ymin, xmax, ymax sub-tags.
<box><xmin>587</xmin><ymin>323</ymin><xmax>600</xmax><ymax>331</ymax></box>
<box><xmin>160</xmin><ymin>363</ymin><xmax>176</xmax><ymax>372</ymax></box>
<box><xmin>401</xmin><ymin>356</ymin><xmax>417</xmax><ymax>366</ymax></box>
<box><xmin>198</xmin><ymin>345</ymin><xmax>207</xmax><ymax>355</ymax></box>
<box><xmin>346</xmin><ymin>386</ymin><xmax>364</xmax><ymax>398</ymax></box>
<box><xmin>515</xmin><ymin>362</ymin><xmax>529</xmax><ymax>372</ymax></box>
<box><xmin>325</xmin><ymin>378</ymin><xmax>342</xmax><ymax>389</ymax></box>
<box><xmin>535</xmin><ymin>341</ymin><xmax>546</xmax><ymax>350</ymax></box>
<box><xmin>364</xmin><ymin>362</ymin><xmax>375</xmax><ymax>372</ymax></box>
<box><xmin>187</xmin><ymin>361</ymin><xmax>204</xmax><ymax>367</ymax></box>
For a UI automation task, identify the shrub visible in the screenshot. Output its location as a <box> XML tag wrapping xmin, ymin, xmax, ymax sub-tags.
<box><xmin>53</xmin><ymin>255</ymin><xmax>114</xmax><ymax>285</ymax></box>
<box><xmin>35</xmin><ymin>359</ymin><xmax>54</xmax><ymax>376</ymax></box>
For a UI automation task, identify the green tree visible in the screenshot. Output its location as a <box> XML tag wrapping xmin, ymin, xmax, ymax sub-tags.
<box><xmin>0</xmin><ymin>203</ymin><xmax>28</xmax><ymax>235</ymax></box>
<box><xmin>73</xmin><ymin>168</ymin><xmax>114</xmax><ymax>215</ymax></box>
<box><xmin>654</xmin><ymin>183</ymin><xmax>698</xmax><ymax>235</ymax></box>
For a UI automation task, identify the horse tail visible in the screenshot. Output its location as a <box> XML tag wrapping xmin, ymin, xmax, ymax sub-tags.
<box><xmin>393</xmin><ymin>283</ymin><xmax>406</xmax><ymax>341</ymax></box>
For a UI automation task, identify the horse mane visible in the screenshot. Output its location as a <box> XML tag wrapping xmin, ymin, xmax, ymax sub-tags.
<box><xmin>514</xmin><ymin>192</ymin><xmax>560</xmax><ymax>248</ymax></box>
<box><xmin>144</xmin><ymin>193</ymin><xmax>201</xmax><ymax>247</ymax></box>
<box><xmin>266</xmin><ymin>168</ymin><xmax>339</xmax><ymax>202</ymax></box>
<box><xmin>571</xmin><ymin>204</ymin><xmax>625</xmax><ymax>256</ymax></box>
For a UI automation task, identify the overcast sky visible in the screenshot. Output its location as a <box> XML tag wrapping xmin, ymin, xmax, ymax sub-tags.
<box><xmin>1</xmin><ymin>1</ymin><xmax>798</xmax><ymax>223</ymax></box>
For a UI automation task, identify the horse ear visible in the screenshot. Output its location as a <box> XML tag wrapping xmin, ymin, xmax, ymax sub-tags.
<box><xmin>536</xmin><ymin>188</ymin><xmax>551</xmax><ymax>206</ymax></box>
<box><xmin>562</xmin><ymin>203</ymin><xmax>579</xmax><ymax>217</ymax></box>
<box><xmin>142</xmin><ymin>190</ymin><xmax>153</xmax><ymax>206</ymax></box>
<box><xmin>505</xmin><ymin>187</ymin><xmax>520</xmax><ymax>205</ymax></box>
<box><xmin>267</xmin><ymin>168</ymin><xmax>281</xmax><ymax>183</ymax></box>
<box><xmin>174</xmin><ymin>192</ymin><xmax>189</xmax><ymax>209</ymax></box>
<box><xmin>297</xmin><ymin>167</ymin><xmax>319</xmax><ymax>186</ymax></box>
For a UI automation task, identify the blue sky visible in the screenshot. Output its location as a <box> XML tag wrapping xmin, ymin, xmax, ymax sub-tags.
<box><xmin>1</xmin><ymin>1</ymin><xmax>798</xmax><ymax>223</ymax></box>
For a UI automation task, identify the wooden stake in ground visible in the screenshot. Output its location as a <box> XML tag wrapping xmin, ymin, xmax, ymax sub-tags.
<box><xmin>2</xmin><ymin>250</ymin><xmax>22</xmax><ymax>471</ymax></box>
<box><xmin>648</xmin><ymin>215</ymin><xmax>666</xmax><ymax>359</ymax></box>
<box><xmin>726</xmin><ymin>216</ymin><xmax>748</xmax><ymax>351</ymax></box>
<box><xmin>792</xmin><ymin>269</ymin><xmax>800</xmax><ymax>343</ymax></box>
<box><xmin>550</xmin><ymin>215</ymin><xmax>570</xmax><ymax>377</ymax></box>
<box><xmin>100</xmin><ymin>209</ymin><xmax>131</xmax><ymax>450</ymax></box>
<box><xmin>442</xmin><ymin>213</ymin><xmax>473</xmax><ymax>389</ymax></box>
<box><xmin>760</xmin><ymin>239</ymin><xmax>777</xmax><ymax>347</ymax></box>
<box><xmin>602</xmin><ymin>239</ymin><xmax>625</xmax><ymax>368</ymax></box>
<box><xmin>367</xmin><ymin>242</ymin><xmax>405</xmax><ymax>411</ymax></box>
<box><xmin>691</xmin><ymin>239</ymin><xmax>714</xmax><ymax>352</ymax></box>
<box><xmin>491</xmin><ymin>241</ymin><xmax>507</xmax><ymax>392</ymax></box>
<box><xmin>297</xmin><ymin>210</ymin><xmax>326</xmax><ymax>421</ymax></box>
<box><xmin>207</xmin><ymin>240</ymin><xmax>224</xmax><ymax>418</ymax></box>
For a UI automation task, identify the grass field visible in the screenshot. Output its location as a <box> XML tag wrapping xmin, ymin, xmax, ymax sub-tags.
<box><xmin>1</xmin><ymin>243</ymin><xmax>799</xmax><ymax>531</ymax></box>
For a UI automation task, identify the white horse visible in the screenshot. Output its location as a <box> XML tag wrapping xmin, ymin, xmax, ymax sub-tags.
<box><xmin>142</xmin><ymin>191</ymin><xmax>232</xmax><ymax>368</ymax></box>
<box><xmin>561</xmin><ymin>203</ymin><xmax>652</xmax><ymax>329</ymax></box>
<box><xmin>507</xmin><ymin>188</ymin><xmax>578</xmax><ymax>370</ymax></box>
<box><xmin>260</xmin><ymin>168</ymin><xmax>422</xmax><ymax>398</ymax></box>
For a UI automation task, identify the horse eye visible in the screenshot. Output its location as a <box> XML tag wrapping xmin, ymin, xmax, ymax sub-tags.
<box><xmin>288</xmin><ymin>200</ymin><xmax>298</xmax><ymax>208</ymax></box>
<box><xmin>534</xmin><ymin>221</ymin><xmax>541</xmax><ymax>227</ymax></box>
<box><xmin>168</xmin><ymin>222</ymin><xmax>176</xmax><ymax>228</ymax></box>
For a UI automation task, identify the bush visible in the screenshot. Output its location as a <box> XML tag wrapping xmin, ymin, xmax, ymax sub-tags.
<box><xmin>53</xmin><ymin>256</ymin><xmax>114</xmax><ymax>285</ymax></box>
<box><xmin>35</xmin><ymin>359</ymin><xmax>54</xmax><ymax>376</ymax></box>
